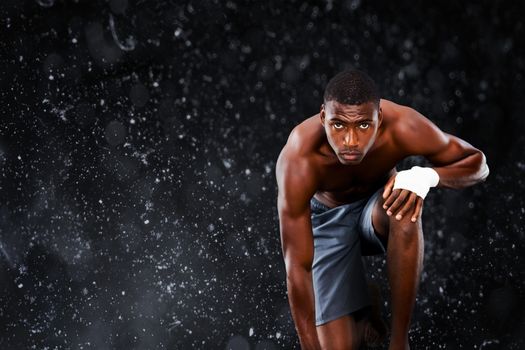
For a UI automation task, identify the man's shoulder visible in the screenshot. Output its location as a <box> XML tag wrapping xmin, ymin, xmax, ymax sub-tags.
<box><xmin>380</xmin><ymin>98</ymin><xmax>448</xmax><ymax>155</ymax></box>
<box><xmin>281</xmin><ymin>114</ymin><xmax>323</xmax><ymax>157</ymax></box>
<box><xmin>381</xmin><ymin>99</ymin><xmax>426</xmax><ymax>135</ymax></box>
<box><xmin>276</xmin><ymin>115</ymin><xmax>322</xmax><ymax>180</ymax></box>
<box><xmin>380</xmin><ymin>98</ymin><xmax>410</xmax><ymax>123</ymax></box>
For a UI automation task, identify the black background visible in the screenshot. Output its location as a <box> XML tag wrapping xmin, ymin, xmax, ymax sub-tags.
<box><xmin>1</xmin><ymin>0</ymin><xmax>524</xmax><ymax>349</ymax></box>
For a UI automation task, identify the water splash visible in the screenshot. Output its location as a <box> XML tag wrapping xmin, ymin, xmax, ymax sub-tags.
<box><xmin>0</xmin><ymin>241</ymin><xmax>15</xmax><ymax>270</ymax></box>
<box><xmin>479</xmin><ymin>339</ymin><xmax>500</xmax><ymax>349</ymax></box>
<box><xmin>109</xmin><ymin>13</ymin><xmax>136</xmax><ymax>51</ymax></box>
<box><xmin>36</xmin><ymin>0</ymin><xmax>55</xmax><ymax>8</ymax></box>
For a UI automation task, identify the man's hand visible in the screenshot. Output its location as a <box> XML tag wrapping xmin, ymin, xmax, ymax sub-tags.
<box><xmin>382</xmin><ymin>173</ymin><xmax>424</xmax><ymax>223</ymax></box>
<box><xmin>382</xmin><ymin>166</ymin><xmax>440</xmax><ymax>222</ymax></box>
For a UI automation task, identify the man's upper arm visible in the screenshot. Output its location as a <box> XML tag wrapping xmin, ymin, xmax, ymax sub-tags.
<box><xmin>276</xmin><ymin>151</ymin><xmax>318</xmax><ymax>273</ymax></box>
<box><xmin>393</xmin><ymin>104</ymin><xmax>483</xmax><ymax>166</ymax></box>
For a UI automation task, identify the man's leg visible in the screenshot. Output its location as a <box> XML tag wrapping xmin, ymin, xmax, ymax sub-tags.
<box><xmin>316</xmin><ymin>314</ymin><xmax>363</xmax><ymax>350</ymax></box>
<box><xmin>371</xmin><ymin>196</ymin><xmax>424</xmax><ymax>350</ymax></box>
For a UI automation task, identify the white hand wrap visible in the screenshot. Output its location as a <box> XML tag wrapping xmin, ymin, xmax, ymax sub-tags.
<box><xmin>392</xmin><ymin>166</ymin><xmax>440</xmax><ymax>199</ymax></box>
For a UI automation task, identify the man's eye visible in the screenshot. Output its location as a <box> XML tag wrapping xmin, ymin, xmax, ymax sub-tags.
<box><xmin>359</xmin><ymin>123</ymin><xmax>370</xmax><ymax>129</ymax></box>
<box><xmin>333</xmin><ymin>123</ymin><xmax>343</xmax><ymax>129</ymax></box>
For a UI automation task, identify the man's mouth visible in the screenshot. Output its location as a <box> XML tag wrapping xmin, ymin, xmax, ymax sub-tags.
<box><xmin>339</xmin><ymin>151</ymin><xmax>362</xmax><ymax>160</ymax></box>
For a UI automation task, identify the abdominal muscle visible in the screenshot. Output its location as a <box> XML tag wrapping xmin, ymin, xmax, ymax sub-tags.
<box><xmin>314</xmin><ymin>187</ymin><xmax>379</xmax><ymax>208</ymax></box>
<box><xmin>313</xmin><ymin>168</ymin><xmax>395</xmax><ymax>208</ymax></box>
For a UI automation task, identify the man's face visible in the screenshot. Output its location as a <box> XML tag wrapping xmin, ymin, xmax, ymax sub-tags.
<box><xmin>320</xmin><ymin>100</ymin><xmax>382</xmax><ymax>165</ymax></box>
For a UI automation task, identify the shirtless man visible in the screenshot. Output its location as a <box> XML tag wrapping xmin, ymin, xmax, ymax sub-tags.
<box><xmin>275</xmin><ymin>69</ymin><xmax>489</xmax><ymax>350</ymax></box>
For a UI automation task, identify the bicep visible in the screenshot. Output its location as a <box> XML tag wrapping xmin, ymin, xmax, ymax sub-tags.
<box><xmin>396</xmin><ymin>107</ymin><xmax>479</xmax><ymax>166</ymax></box>
<box><xmin>276</xmin><ymin>150</ymin><xmax>317</xmax><ymax>217</ymax></box>
<box><xmin>425</xmin><ymin>134</ymin><xmax>481</xmax><ymax>167</ymax></box>
<box><xmin>276</xmin><ymin>154</ymin><xmax>317</xmax><ymax>272</ymax></box>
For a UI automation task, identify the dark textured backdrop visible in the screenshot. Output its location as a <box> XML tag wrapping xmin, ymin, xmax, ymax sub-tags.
<box><xmin>1</xmin><ymin>0</ymin><xmax>524</xmax><ymax>349</ymax></box>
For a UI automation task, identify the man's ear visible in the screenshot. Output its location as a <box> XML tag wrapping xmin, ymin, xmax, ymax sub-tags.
<box><xmin>377</xmin><ymin>106</ymin><xmax>383</xmax><ymax>127</ymax></box>
<box><xmin>320</xmin><ymin>104</ymin><xmax>325</xmax><ymax>125</ymax></box>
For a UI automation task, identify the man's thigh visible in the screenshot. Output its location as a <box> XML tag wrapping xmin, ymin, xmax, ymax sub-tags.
<box><xmin>371</xmin><ymin>192</ymin><xmax>390</xmax><ymax>242</ymax></box>
<box><xmin>316</xmin><ymin>314</ymin><xmax>363</xmax><ymax>350</ymax></box>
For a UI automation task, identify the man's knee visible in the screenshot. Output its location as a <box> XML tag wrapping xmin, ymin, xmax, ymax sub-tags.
<box><xmin>373</xmin><ymin>195</ymin><xmax>423</xmax><ymax>233</ymax></box>
<box><xmin>371</xmin><ymin>198</ymin><xmax>390</xmax><ymax>238</ymax></box>
<box><xmin>388</xmin><ymin>210</ymin><xmax>423</xmax><ymax>244</ymax></box>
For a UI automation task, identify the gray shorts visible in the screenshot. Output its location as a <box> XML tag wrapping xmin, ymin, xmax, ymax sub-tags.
<box><xmin>310</xmin><ymin>187</ymin><xmax>387</xmax><ymax>326</ymax></box>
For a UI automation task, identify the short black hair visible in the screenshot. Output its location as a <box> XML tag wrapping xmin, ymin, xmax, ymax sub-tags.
<box><xmin>323</xmin><ymin>69</ymin><xmax>380</xmax><ymax>107</ymax></box>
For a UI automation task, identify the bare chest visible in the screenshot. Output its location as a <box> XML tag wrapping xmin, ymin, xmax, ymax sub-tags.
<box><xmin>315</xmin><ymin>148</ymin><xmax>402</xmax><ymax>205</ymax></box>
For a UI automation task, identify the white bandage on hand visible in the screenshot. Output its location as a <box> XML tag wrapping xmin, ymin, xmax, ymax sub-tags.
<box><xmin>392</xmin><ymin>166</ymin><xmax>440</xmax><ymax>199</ymax></box>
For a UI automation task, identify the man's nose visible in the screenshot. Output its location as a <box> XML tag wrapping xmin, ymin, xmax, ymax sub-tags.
<box><xmin>343</xmin><ymin>129</ymin><xmax>359</xmax><ymax>147</ymax></box>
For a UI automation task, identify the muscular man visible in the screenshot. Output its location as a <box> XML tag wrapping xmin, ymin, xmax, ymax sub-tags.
<box><xmin>275</xmin><ymin>69</ymin><xmax>489</xmax><ymax>350</ymax></box>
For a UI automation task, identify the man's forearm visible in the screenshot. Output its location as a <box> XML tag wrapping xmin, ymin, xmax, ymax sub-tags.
<box><xmin>286</xmin><ymin>267</ymin><xmax>322</xmax><ymax>350</ymax></box>
<box><xmin>433</xmin><ymin>151</ymin><xmax>489</xmax><ymax>189</ymax></box>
